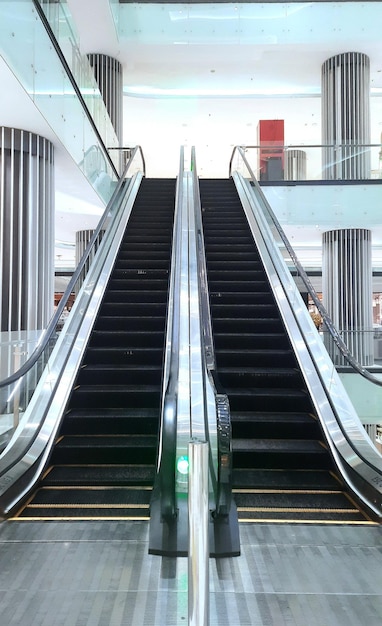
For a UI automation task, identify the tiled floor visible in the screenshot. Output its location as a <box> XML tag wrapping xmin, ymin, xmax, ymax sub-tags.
<box><xmin>0</xmin><ymin>520</ymin><xmax>381</xmax><ymax>625</ymax></box>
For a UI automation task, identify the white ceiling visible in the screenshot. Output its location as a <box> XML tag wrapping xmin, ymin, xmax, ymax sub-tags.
<box><xmin>2</xmin><ymin>1</ymin><xmax>382</xmax><ymax>268</ymax></box>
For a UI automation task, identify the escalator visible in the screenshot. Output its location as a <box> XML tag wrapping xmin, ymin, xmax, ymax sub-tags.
<box><xmin>199</xmin><ymin>178</ymin><xmax>373</xmax><ymax>524</ymax></box>
<box><xmin>15</xmin><ymin>178</ymin><xmax>175</xmax><ymax>520</ymax></box>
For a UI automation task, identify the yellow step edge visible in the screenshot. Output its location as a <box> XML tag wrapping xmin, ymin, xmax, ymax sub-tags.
<box><xmin>27</xmin><ymin>503</ymin><xmax>149</xmax><ymax>509</ymax></box>
<box><xmin>237</xmin><ymin>506</ymin><xmax>362</xmax><ymax>513</ymax></box>
<box><xmin>238</xmin><ymin>517</ymin><xmax>377</xmax><ymax>525</ymax></box>
<box><xmin>233</xmin><ymin>488</ymin><xmax>344</xmax><ymax>495</ymax></box>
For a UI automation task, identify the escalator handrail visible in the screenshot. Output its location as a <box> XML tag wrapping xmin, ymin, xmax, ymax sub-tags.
<box><xmin>0</xmin><ymin>145</ymin><xmax>145</xmax><ymax>390</ymax></box>
<box><xmin>156</xmin><ymin>148</ymin><xmax>184</xmax><ymax>519</ymax></box>
<box><xmin>191</xmin><ymin>147</ymin><xmax>233</xmax><ymax>516</ymax></box>
<box><xmin>229</xmin><ymin>145</ymin><xmax>382</xmax><ymax>388</ymax></box>
<box><xmin>32</xmin><ymin>0</ymin><xmax>119</xmax><ymax>179</ymax></box>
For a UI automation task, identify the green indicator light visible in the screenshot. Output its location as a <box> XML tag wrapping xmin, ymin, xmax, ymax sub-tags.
<box><xmin>176</xmin><ymin>455</ymin><xmax>189</xmax><ymax>475</ymax></box>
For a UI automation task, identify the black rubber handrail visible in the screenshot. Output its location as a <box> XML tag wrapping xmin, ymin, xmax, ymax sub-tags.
<box><xmin>191</xmin><ymin>147</ymin><xmax>233</xmax><ymax>517</ymax></box>
<box><xmin>156</xmin><ymin>148</ymin><xmax>184</xmax><ymax>520</ymax></box>
<box><xmin>230</xmin><ymin>145</ymin><xmax>382</xmax><ymax>388</ymax></box>
<box><xmin>0</xmin><ymin>146</ymin><xmax>145</xmax><ymax>390</ymax></box>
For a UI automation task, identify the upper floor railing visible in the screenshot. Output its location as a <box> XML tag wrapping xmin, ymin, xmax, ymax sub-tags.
<box><xmin>230</xmin><ymin>143</ymin><xmax>382</xmax><ymax>182</ymax></box>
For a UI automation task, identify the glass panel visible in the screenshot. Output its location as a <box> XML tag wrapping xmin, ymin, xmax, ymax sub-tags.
<box><xmin>37</xmin><ymin>0</ymin><xmax>120</xmax><ymax>172</ymax></box>
<box><xmin>231</xmin><ymin>146</ymin><xmax>382</xmax><ymax>452</ymax></box>
<box><xmin>0</xmin><ymin>146</ymin><xmax>144</xmax><ymax>438</ymax></box>
<box><xmin>234</xmin><ymin>144</ymin><xmax>382</xmax><ymax>182</ymax></box>
<box><xmin>0</xmin><ymin>1</ymin><xmax>119</xmax><ymax>201</ymax></box>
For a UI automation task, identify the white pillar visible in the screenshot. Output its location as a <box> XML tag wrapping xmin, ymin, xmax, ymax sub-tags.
<box><xmin>322</xmin><ymin>229</ymin><xmax>373</xmax><ymax>366</ymax></box>
<box><xmin>322</xmin><ymin>52</ymin><xmax>370</xmax><ymax>180</ymax></box>
<box><xmin>0</xmin><ymin>127</ymin><xmax>54</xmax><ymax>332</ymax></box>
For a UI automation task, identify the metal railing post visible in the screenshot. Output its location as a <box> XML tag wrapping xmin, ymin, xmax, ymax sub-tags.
<box><xmin>188</xmin><ymin>440</ymin><xmax>209</xmax><ymax>626</ymax></box>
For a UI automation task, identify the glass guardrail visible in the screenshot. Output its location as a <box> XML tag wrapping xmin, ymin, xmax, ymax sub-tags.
<box><xmin>0</xmin><ymin>0</ymin><xmax>119</xmax><ymax>205</ymax></box>
<box><xmin>0</xmin><ymin>147</ymin><xmax>145</xmax><ymax>443</ymax></box>
<box><xmin>230</xmin><ymin>146</ymin><xmax>382</xmax><ymax>463</ymax></box>
<box><xmin>36</xmin><ymin>0</ymin><xmax>120</xmax><ymax>173</ymax></box>
<box><xmin>230</xmin><ymin>144</ymin><xmax>382</xmax><ymax>182</ymax></box>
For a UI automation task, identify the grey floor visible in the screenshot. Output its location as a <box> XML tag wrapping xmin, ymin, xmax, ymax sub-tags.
<box><xmin>0</xmin><ymin>520</ymin><xmax>381</xmax><ymax>626</ymax></box>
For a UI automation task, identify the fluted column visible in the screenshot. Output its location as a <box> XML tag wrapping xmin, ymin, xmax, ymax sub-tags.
<box><xmin>322</xmin><ymin>52</ymin><xmax>370</xmax><ymax>180</ymax></box>
<box><xmin>87</xmin><ymin>54</ymin><xmax>123</xmax><ymax>143</ymax></box>
<box><xmin>285</xmin><ymin>150</ymin><xmax>306</xmax><ymax>180</ymax></box>
<box><xmin>0</xmin><ymin>127</ymin><xmax>54</xmax><ymax>332</ymax></box>
<box><xmin>322</xmin><ymin>229</ymin><xmax>373</xmax><ymax>366</ymax></box>
<box><xmin>75</xmin><ymin>229</ymin><xmax>105</xmax><ymax>293</ymax></box>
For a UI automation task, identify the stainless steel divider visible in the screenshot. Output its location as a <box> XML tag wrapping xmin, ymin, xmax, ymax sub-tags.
<box><xmin>188</xmin><ymin>440</ymin><xmax>209</xmax><ymax>626</ymax></box>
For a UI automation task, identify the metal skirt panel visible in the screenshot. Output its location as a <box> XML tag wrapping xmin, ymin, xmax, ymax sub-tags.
<box><xmin>88</xmin><ymin>53</ymin><xmax>123</xmax><ymax>143</ymax></box>
<box><xmin>322</xmin><ymin>228</ymin><xmax>373</xmax><ymax>365</ymax></box>
<box><xmin>0</xmin><ymin>127</ymin><xmax>54</xmax><ymax>332</ymax></box>
<box><xmin>321</xmin><ymin>52</ymin><xmax>370</xmax><ymax>180</ymax></box>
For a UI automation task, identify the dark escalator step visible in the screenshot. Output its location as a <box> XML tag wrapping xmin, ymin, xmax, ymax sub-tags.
<box><xmin>108</xmin><ymin>278</ymin><xmax>169</xmax><ymax>291</ymax></box>
<box><xmin>61</xmin><ymin>407</ymin><xmax>159</xmax><ymax>435</ymax></box>
<box><xmin>88</xmin><ymin>330</ymin><xmax>164</xmax><ymax>348</ymax></box>
<box><xmin>31</xmin><ymin>486</ymin><xmax>152</xmax><ymax>507</ymax></box>
<box><xmin>99</xmin><ymin>302</ymin><xmax>167</xmax><ymax>317</ymax></box>
<box><xmin>210</xmin><ymin>292</ymin><xmax>275</xmax><ymax>306</ymax></box>
<box><xmin>43</xmin><ymin>465</ymin><xmax>155</xmax><ymax>486</ymax></box>
<box><xmin>115</xmin><ymin>259</ymin><xmax>169</xmax><ymax>270</ymax></box>
<box><xmin>231</xmin><ymin>411</ymin><xmax>320</xmax><ymax>439</ymax></box>
<box><xmin>227</xmin><ymin>387</ymin><xmax>312</xmax><ymax>412</ymax></box>
<box><xmin>103</xmin><ymin>290</ymin><xmax>168</xmax><ymax>304</ymax></box>
<box><xmin>204</xmin><ymin>244</ymin><xmax>258</xmax><ymax>254</ymax></box>
<box><xmin>206</xmin><ymin>270</ymin><xmax>266</xmax><ymax>282</ymax></box>
<box><xmin>218</xmin><ymin>367</ymin><xmax>302</xmax><ymax>389</ymax></box>
<box><xmin>76</xmin><ymin>364</ymin><xmax>162</xmax><ymax>386</ymax></box>
<box><xmin>206</xmin><ymin>251</ymin><xmax>260</xmax><ymax>261</ymax></box>
<box><xmin>69</xmin><ymin>385</ymin><xmax>161</xmax><ymax>409</ymax></box>
<box><xmin>204</xmin><ymin>234</ymin><xmax>254</xmax><ymax>245</ymax></box>
<box><xmin>234</xmin><ymin>491</ymin><xmax>367</xmax><ymax>522</ymax></box>
<box><xmin>232</xmin><ymin>438</ymin><xmax>331</xmax><ymax>470</ymax></box>
<box><xmin>212</xmin><ymin>318</ymin><xmax>283</xmax><ymax>333</ymax></box>
<box><xmin>207</xmin><ymin>260</ymin><xmax>262</xmax><ymax>271</ymax></box>
<box><xmin>94</xmin><ymin>316</ymin><xmax>166</xmax><ymax>332</ymax></box>
<box><xmin>20</xmin><ymin>505</ymin><xmax>150</xmax><ymax>519</ymax></box>
<box><xmin>208</xmin><ymin>280</ymin><xmax>269</xmax><ymax>293</ymax></box>
<box><xmin>211</xmin><ymin>304</ymin><xmax>278</xmax><ymax>317</ymax></box>
<box><xmin>216</xmin><ymin>348</ymin><xmax>295</xmax><ymax>368</ymax></box>
<box><xmin>112</xmin><ymin>269</ymin><xmax>169</xmax><ymax>279</ymax></box>
<box><xmin>213</xmin><ymin>333</ymin><xmax>290</xmax><ymax>350</ymax></box>
<box><xmin>122</xmin><ymin>236</ymin><xmax>172</xmax><ymax>246</ymax></box>
<box><xmin>52</xmin><ymin>435</ymin><xmax>157</xmax><ymax>464</ymax></box>
<box><xmin>232</xmin><ymin>468</ymin><xmax>341</xmax><ymax>490</ymax></box>
<box><xmin>84</xmin><ymin>347</ymin><xmax>163</xmax><ymax>366</ymax></box>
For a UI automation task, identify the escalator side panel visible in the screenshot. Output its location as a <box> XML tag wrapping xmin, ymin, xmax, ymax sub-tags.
<box><xmin>17</xmin><ymin>179</ymin><xmax>176</xmax><ymax>520</ymax></box>
<box><xmin>199</xmin><ymin>178</ymin><xmax>371</xmax><ymax>524</ymax></box>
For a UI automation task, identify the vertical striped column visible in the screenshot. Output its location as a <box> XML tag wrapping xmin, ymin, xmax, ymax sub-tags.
<box><xmin>322</xmin><ymin>229</ymin><xmax>373</xmax><ymax>366</ymax></box>
<box><xmin>88</xmin><ymin>54</ymin><xmax>123</xmax><ymax>143</ymax></box>
<box><xmin>322</xmin><ymin>52</ymin><xmax>370</xmax><ymax>180</ymax></box>
<box><xmin>0</xmin><ymin>127</ymin><xmax>54</xmax><ymax>332</ymax></box>
<box><xmin>75</xmin><ymin>229</ymin><xmax>105</xmax><ymax>293</ymax></box>
<box><xmin>285</xmin><ymin>150</ymin><xmax>306</xmax><ymax>180</ymax></box>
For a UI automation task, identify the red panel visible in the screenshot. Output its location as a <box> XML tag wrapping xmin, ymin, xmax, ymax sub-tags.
<box><xmin>258</xmin><ymin>120</ymin><xmax>284</xmax><ymax>180</ymax></box>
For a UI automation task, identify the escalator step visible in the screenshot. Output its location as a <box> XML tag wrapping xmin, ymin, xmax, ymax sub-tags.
<box><xmin>231</xmin><ymin>411</ymin><xmax>320</xmax><ymax>439</ymax></box>
<box><xmin>84</xmin><ymin>347</ymin><xmax>163</xmax><ymax>365</ymax></box>
<box><xmin>88</xmin><ymin>330</ymin><xmax>164</xmax><ymax>348</ymax></box>
<box><xmin>216</xmin><ymin>349</ymin><xmax>295</xmax><ymax>368</ymax></box>
<box><xmin>232</xmin><ymin>468</ymin><xmax>340</xmax><ymax>490</ymax></box>
<box><xmin>94</xmin><ymin>316</ymin><xmax>166</xmax><ymax>331</ymax></box>
<box><xmin>44</xmin><ymin>465</ymin><xmax>155</xmax><ymax>486</ymax></box>
<box><xmin>19</xmin><ymin>506</ymin><xmax>150</xmax><ymax>519</ymax></box>
<box><xmin>213</xmin><ymin>333</ymin><xmax>291</xmax><ymax>350</ymax></box>
<box><xmin>233</xmin><ymin>438</ymin><xmax>331</xmax><ymax>470</ymax></box>
<box><xmin>69</xmin><ymin>385</ymin><xmax>161</xmax><ymax>409</ymax></box>
<box><xmin>75</xmin><ymin>364</ymin><xmax>162</xmax><ymax>386</ymax></box>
